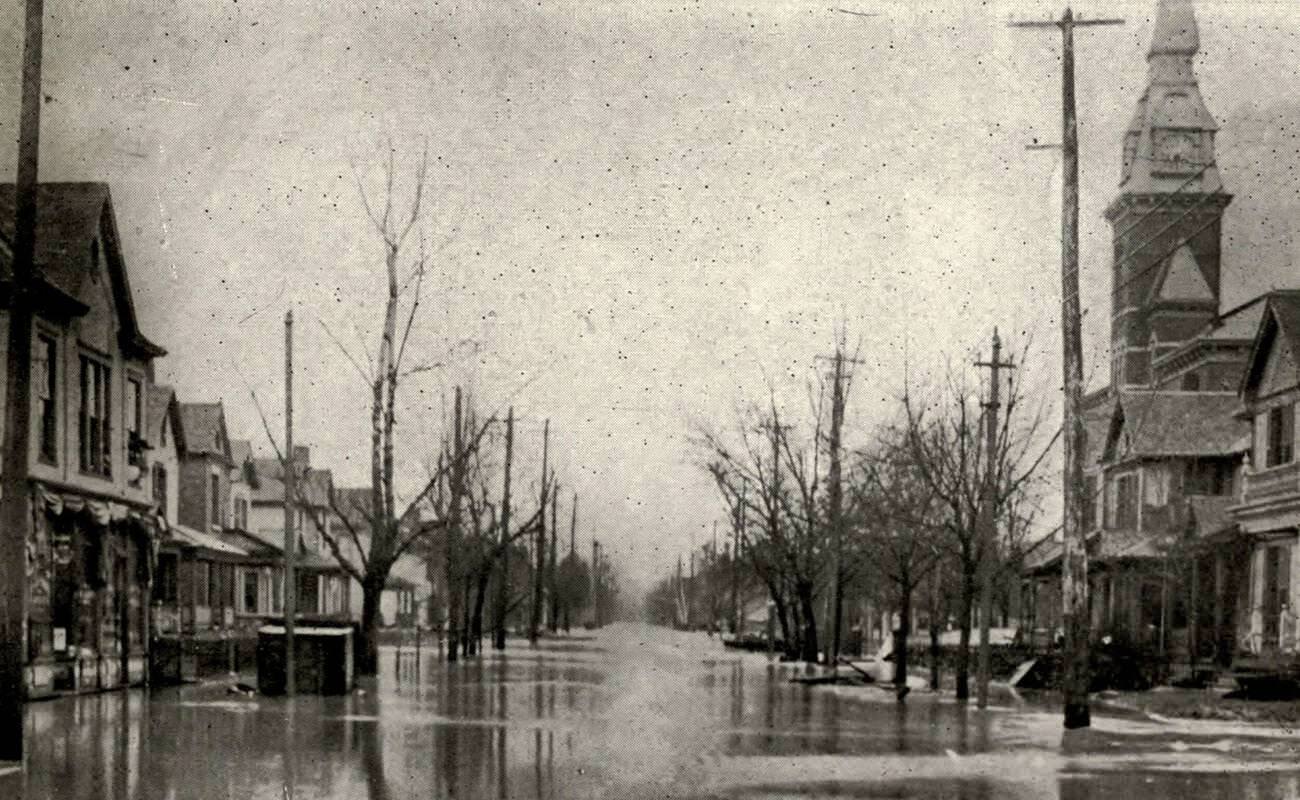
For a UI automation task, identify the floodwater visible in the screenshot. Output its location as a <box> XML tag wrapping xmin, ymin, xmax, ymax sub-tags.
<box><xmin>7</xmin><ymin>623</ymin><xmax>1300</xmax><ymax>799</ymax></box>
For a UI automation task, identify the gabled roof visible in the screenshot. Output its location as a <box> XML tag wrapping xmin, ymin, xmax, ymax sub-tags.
<box><xmin>250</xmin><ymin>456</ymin><xmax>332</xmax><ymax>508</ymax></box>
<box><xmin>1241</xmin><ymin>291</ymin><xmax>1300</xmax><ymax>400</ymax></box>
<box><xmin>146</xmin><ymin>384</ymin><xmax>186</xmax><ymax>454</ymax></box>
<box><xmin>1102</xmin><ymin>390</ymin><xmax>1247</xmax><ymax>461</ymax></box>
<box><xmin>0</xmin><ymin>183</ymin><xmax>164</xmax><ymax>358</ymax></box>
<box><xmin>180</xmin><ymin>402</ymin><xmax>232</xmax><ymax>463</ymax></box>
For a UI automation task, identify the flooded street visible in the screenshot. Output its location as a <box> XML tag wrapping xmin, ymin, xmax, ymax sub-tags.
<box><xmin>8</xmin><ymin>623</ymin><xmax>1300</xmax><ymax>799</ymax></box>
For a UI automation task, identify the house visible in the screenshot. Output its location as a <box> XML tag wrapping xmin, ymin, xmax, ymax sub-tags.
<box><xmin>0</xmin><ymin>183</ymin><xmax>167</xmax><ymax>696</ymax></box>
<box><xmin>328</xmin><ymin>486</ymin><xmax>429</xmax><ymax>628</ymax></box>
<box><xmin>1228</xmin><ymin>292</ymin><xmax>1300</xmax><ymax>672</ymax></box>
<box><xmin>248</xmin><ymin>447</ymin><xmax>351</xmax><ymax>619</ymax></box>
<box><xmin>1021</xmin><ymin>0</ymin><xmax>1267</xmax><ymax>675</ymax></box>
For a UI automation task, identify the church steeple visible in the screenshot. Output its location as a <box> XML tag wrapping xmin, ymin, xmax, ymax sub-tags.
<box><xmin>1105</xmin><ymin>0</ymin><xmax>1231</xmax><ymax>388</ymax></box>
<box><xmin>1120</xmin><ymin>0</ymin><xmax>1221</xmax><ymax>194</ymax></box>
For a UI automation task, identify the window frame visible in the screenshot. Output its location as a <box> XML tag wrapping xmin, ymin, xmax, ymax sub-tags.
<box><xmin>77</xmin><ymin>353</ymin><xmax>112</xmax><ymax>478</ymax></box>
<box><xmin>1267</xmin><ymin>404</ymin><xmax>1296</xmax><ymax>468</ymax></box>
<box><xmin>37</xmin><ymin>334</ymin><xmax>58</xmax><ymax>464</ymax></box>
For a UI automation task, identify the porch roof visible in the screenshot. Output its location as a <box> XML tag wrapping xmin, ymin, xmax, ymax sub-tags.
<box><xmin>1110</xmin><ymin>391</ymin><xmax>1247</xmax><ymax>460</ymax></box>
<box><xmin>171</xmin><ymin>524</ymin><xmax>248</xmax><ymax>557</ymax></box>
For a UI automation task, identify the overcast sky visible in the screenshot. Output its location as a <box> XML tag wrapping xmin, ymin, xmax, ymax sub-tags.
<box><xmin>2</xmin><ymin>0</ymin><xmax>1298</xmax><ymax>595</ymax></box>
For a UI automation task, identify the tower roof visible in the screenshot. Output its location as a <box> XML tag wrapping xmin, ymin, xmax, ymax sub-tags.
<box><xmin>1120</xmin><ymin>0</ymin><xmax>1223</xmax><ymax>195</ymax></box>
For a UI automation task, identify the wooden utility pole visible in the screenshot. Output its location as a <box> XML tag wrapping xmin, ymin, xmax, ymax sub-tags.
<box><xmin>0</xmin><ymin>0</ymin><xmax>45</xmax><ymax>761</ymax></box>
<box><xmin>446</xmin><ymin>387</ymin><xmax>465</xmax><ymax>662</ymax></box>
<box><xmin>283</xmin><ymin>310</ymin><xmax>297</xmax><ymax>695</ymax></box>
<box><xmin>591</xmin><ymin>539</ymin><xmax>601</xmax><ymax>628</ymax></box>
<box><xmin>530</xmin><ymin>419</ymin><xmax>549</xmax><ymax>644</ymax></box>
<box><xmin>974</xmin><ymin>328</ymin><xmax>1014</xmax><ymax>709</ymax></box>
<box><xmin>564</xmin><ymin>492</ymin><xmax>576</xmax><ymax>633</ymax></box>
<box><xmin>493</xmin><ymin>408</ymin><xmax>514</xmax><ymax>650</ymax></box>
<box><xmin>730</xmin><ymin>480</ymin><xmax>744</xmax><ymax>635</ymax></box>
<box><xmin>815</xmin><ymin>344</ymin><xmax>861</xmax><ymax>667</ymax></box>
<box><xmin>1012</xmin><ymin>8</ymin><xmax>1123</xmax><ymax>730</ymax></box>
<box><xmin>548</xmin><ymin>476</ymin><xmax>559</xmax><ymax>633</ymax></box>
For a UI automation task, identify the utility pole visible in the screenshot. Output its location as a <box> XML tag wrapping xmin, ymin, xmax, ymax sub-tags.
<box><xmin>446</xmin><ymin>387</ymin><xmax>465</xmax><ymax>662</ymax></box>
<box><xmin>591</xmin><ymin>539</ymin><xmax>601</xmax><ymax>628</ymax></box>
<box><xmin>531</xmin><ymin>419</ymin><xmax>549</xmax><ymax>644</ymax></box>
<box><xmin>1012</xmin><ymin>7</ymin><xmax>1123</xmax><ymax>730</ymax></box>
<box><xmin>548</xmin><ymin>476</ymin><xmax>559</xmax><ymax>633</ymax></box>
<box><xmin>283</xmin><ymin>310</ymin><xmax>297</xmax><ymax>696</ymax></box>
<box><xmin>564</xmin><ymin>492</ymin><xmax>576</xmax><ymax>633</ymax></box>
<box><xmin>688</xmin><ymin>531</ymin><xmax>695</xmax><ymax>630</ymax></box>
<box><xmin>730</xmin><ymin>480</ymin><xmax>744</xmax><ymax>635</ymax></box>
<box><xmin>710</xmin><ymin>522</ymin><xmax>719</xmax><ymax>635</ymax></box>
<box><xmin>493</xmin><ymin>408</ymin><xmax>514</xmax><ymax>650</ymax></box>
<box><xmin>974</xmin><ymin>328</ymin><xmax>1014</xmax><ymax>709</ymax></box>
<box><xmin>817</xmin><ymin>343</ymin><xmax>861</xmax><ymax>668</ymax></box>
<box><xmin>0</xmin><ymin>0</ymin><xmax>45</xmax><ymax>762</ymax></box>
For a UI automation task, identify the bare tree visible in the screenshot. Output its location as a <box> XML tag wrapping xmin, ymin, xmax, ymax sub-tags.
<box><xmin>898</xmin><ymin>358</ymin><xmax>1057</xmax><ymax>700</ymax></box>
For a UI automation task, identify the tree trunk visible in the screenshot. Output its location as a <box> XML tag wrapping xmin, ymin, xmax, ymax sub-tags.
<box><xmin>796</xmin><ymin>580</ymin><xmax>819</xmax><ymax>664</ymax></box>
<box><xmin>359</xmin><ymin>575</ymin><xmax>384</xmax><ymax>676</ymax></box>
<box><xmin>895</xmin><ymin>579</ymin><xmax>912</xmax><ymax>695</ymax></box>
<box><xmin>955</xmin><ymin>560</ymin><xmax>975</xmax><ymax>700</ymax></box>
<box><xmin>929</xmin><ymin>576</ymin><xmax>942</xmax><ymax>691</ymax></box>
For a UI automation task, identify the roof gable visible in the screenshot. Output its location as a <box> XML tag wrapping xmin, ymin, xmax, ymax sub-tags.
<box><xmin>1155</xmin><ymin>244</ymin><xmax>1214</xmax><ymax>302</ymax></box>
<box><xmin>179</xmin><ymin>402</ymin><xmax>232</xmax><ymax>463</ymax></box>
<box><xmin>1241</xmin><ymin>292</ymin><xmax>1300</xmax><ymax>400</ymax></box>
<box><xmin>0</xmin><ymin>183</ymin><xmax>164</xmax><ymax>358</ymax></box>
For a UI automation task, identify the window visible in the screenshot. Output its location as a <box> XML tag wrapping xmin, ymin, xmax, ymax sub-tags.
<box><xmin>1181</xmin><ymin>371</ymin><xmax>1201</xmax><ymax>391</ymax></box>
<box><xmin>37</xmin><ymin>335</ymin><xmax>57</xmax><ymax>463</ymax></box>
<box><xmin>78</xmin><ymin>355</ymin><xmax>111</xmax><ymax>476</ymax></box>
<box><xmin>234</xmin><ymin>497</ymin><xmax>248</xmax><ymax>531</ymax></box>
<box><xmin>1112</xmin><ymin>473</ymin><xmax>1138</xmax><ymax>529</ymax></box>
<box><xmin>241</xmin><ymin>569</ymin><xmax>259</xmax><ymax>615</ymax></box>
<box><xmin>209</xmin><ymin>473</ymin><xmax>221</xmax><ymax>528</ymax></box>
<box><xmin>1267</xmin><ymin>404</ymin><xmax>1296</xmax><ymax>468</ymax></box>
<box><xmin>152</xmin><ymin>463</ymin><xmax>168</xmax><ymax>512</ymax></box>
<box><xmin>271</xmin><ymin>569</ymin><xmax>283</xmax><ymax>615</ymax></box>
<box><xmin>153</xmin><ymin>554</ymin><xmax>178</xmax><ymax>604</ymax></box>
<box><xmin>1186</xmin><ymin>459</ymin><xmax>1232</xmax><ymax>496</ymax></box>
<box><xmin>195</xmin><ymin>562</ymin><xmax>210</xmax><ymax>607</ymax></box>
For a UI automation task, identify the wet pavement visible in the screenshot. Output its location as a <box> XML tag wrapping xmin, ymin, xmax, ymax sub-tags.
<box><xmin>7</xmin><ymin>622</ymin><xmax>1300</xmax><ymax>798</ymax></box>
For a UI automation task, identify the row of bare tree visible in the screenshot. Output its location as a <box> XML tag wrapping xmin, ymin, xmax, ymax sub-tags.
<box><xmin>692</xmin><ymin>338</ymin><xmax>1056</xmax><ymax>700</ymax></box>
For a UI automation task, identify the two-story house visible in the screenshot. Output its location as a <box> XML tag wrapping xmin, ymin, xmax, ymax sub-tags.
<box><xmin>1229</xmin><ymin>292</ymin><xmax>1300</xmax><ymax>676</ymax></box>
<box><xmin>248</xmin><ymin>447</ymin><xmax>351</xmax><ymax>619</ymax></box>
<box><xmin>1</xmin><ymin>183</ymin><xmax>167</xmax><ymax>696</ymax></box>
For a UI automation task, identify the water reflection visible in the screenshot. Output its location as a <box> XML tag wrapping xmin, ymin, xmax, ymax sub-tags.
<box><xmin>7</xmin><ymin>625</ymin><xmax>1300</xmax><ymax>799</ymax></box>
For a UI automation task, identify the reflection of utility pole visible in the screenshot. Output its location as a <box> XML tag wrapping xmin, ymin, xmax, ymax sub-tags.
<box><xmin>1012</xmin><ymin>8</ymin><xmax>1123</xmax><ymax>731</ymax></box>
<box><xmin>975</xmin><ymin>328</ymin><xmax>1014</xmax><ymax>709</ymax></box>
<box><xmin>0</xmin><ymin>0</ymin><xmax>45</xmax><ymax>761</ymax></box>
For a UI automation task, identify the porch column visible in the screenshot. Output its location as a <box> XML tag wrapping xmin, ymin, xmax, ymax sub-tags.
<box><xmin>1188</xmin><ymin>557</ymin><xmax>1199</xmax><ymax>670</ymax></box>
<box><xmin>1213</xmin><ymin>551</ymin><xmax>1224</xmax><ymax>665</ymax></box>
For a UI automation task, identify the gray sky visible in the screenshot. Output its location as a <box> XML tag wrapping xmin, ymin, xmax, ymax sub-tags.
<box><xmin>3</xmin><ymin>0</ymin><xmax>1298</xmax><ymax>595</ymax></box>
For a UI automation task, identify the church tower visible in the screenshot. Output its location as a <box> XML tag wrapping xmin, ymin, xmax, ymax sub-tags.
<box><xmin>1105</xmin><ymin>0</ymin><xmax>1231</xmax><ymax>388</ymax></box>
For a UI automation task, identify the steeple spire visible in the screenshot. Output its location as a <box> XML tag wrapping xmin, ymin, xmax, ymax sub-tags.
<box><xmin>1105</xmin><ymin>0</ymin><xmax>1232</xmax><ymax>389</ymax></box>
<box><xmin>1120</xmin><ymin>0</ymin><xmax>1221</xmax><ymax>194</ymax></box>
